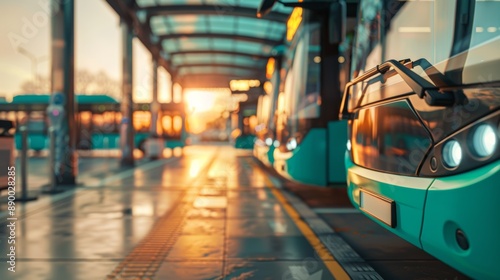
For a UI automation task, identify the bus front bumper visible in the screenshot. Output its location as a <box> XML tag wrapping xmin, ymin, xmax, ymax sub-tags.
<box><xmin>421</xmin><ymin>160</ymin><xmax>500</xmax><ymax>280</ymax></box>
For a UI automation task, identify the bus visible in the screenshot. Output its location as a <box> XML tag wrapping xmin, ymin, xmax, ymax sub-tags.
<box><xmin>255</xmin><ymin>0</ymin><xmax>357</xmax><ymax>186</ymax></box>
<box><xmin>341</xmin><ymin>0</ymin><xmax>500</xmax><ymax>278</ymax></box>
<box><xmin>0</xmin><ymin>94</ymin><xmax>187</xmax><ymax>152</ymax></box>
<box><xmin>254</xmin><ymin>55</ymin><xmax>283</xmax><ymax>166</ymax></box>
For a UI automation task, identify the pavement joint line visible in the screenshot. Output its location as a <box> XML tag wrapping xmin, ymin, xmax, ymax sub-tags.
<box><xmin>313</xmin><ymin>208</ymin><xmax>361</xmax><ymax>214</ymax></box>
<box><xmin>250</xmin><ymin>157</ymin><xmax>384</xmax><ymax>280</ymax></box>
<box><xmin>0</xmin><ymin>157</ymin><xmax>180</xmax><ymax>222</ymax></box>
<box><xmin>248</xmin><ymin>158</ymin><xmax>383</xmax><ymax>279</ymax></box>
<box><xmin>105</xmin><ymin>151</ymin><xmax>220</xmax><ymax>280</ymax></box>
<box><xmin>253</xmin><ymin>162</ymin><xmax>351</xmax><ymax>280</ymax></box>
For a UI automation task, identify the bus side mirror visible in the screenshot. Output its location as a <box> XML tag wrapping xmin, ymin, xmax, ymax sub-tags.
<box><xmin>257</xmin><ymin>0</ymin><xmax>278</xmax><ymax>17</ymax></box>
<box><xmin>329</xmin><ymin>1</ymin><xmax>346</xmax><ymax>44</ymax></box>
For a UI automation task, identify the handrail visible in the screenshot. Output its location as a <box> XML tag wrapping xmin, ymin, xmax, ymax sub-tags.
<box><xmin>339</xmin><ymin>59</ymin><xmax>456</xmax><ymax>119</ymax></box>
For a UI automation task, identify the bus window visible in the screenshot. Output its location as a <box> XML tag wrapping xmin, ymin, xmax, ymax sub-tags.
<box><xmin>173</xmin><ymin>115</ymin><xmax>182</xmax><ymax>135</ymax></box>
<box><xmin>463</xmin><ymin>0</ymin><xmax>500</xmax><ymax>84</ymax></box>
<box><xmin>102</xmin><ymin>111</ymin><xmax>117</xmax><ymax>132</ymax></box>
<box><xmin>115</xmin><ymin>112</ymin><xmax>122</xmax><ymax>127</ymax></box>
<box><xmin>133</xmin><ymin>111</ymin><xmax>151</xmax><ymax>132</ymax></box>
<box><xmin>80</xmin><ymin>112</ymin><xmax>92</xmax><ymax>126</ymax></box>
<box><xmin>173</xmin><ymin>83</ymin><xmax>182</xmax><ymax>103</ymax></box>
<box><xmin>293</xmin><ymin>24</ymin><xmax>320</xmax><ymax>120</ymax></box>
<box><xmin>385</xmin><ymin>1</ymin><xmax>455</xmax><ymax>74</ymax></box>
<box><xmin>162</xmin><ymin>115</ymin><xmax>172</xmax><ymax>136</ymax></box>
<box><xmin>351</xmin><ymin>0</ymin><xmax>382</xmax><ymax>78</ymax></box>
<box><xmin>92</xmin><ymin>114</ymin><xmax>104</xmax><ymax>131</ymax></box>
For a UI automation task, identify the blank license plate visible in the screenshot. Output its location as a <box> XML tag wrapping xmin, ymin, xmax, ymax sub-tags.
<box><xmin>360</xmin><ymin>190</ymin><xmax>396</xmax><ymax>228</ymax></box>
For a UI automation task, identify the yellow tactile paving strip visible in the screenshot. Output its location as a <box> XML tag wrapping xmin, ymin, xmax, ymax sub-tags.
<box><xmin>248</xmin><ymin>158</ymin><xmax>351</xmax><ymax>280</ymax></box>
<box><xmin>105</xmin><ymin>153</ymin><xmax>218</xmax><ymax>280</ymax></box>
<box><xmin>106</xmin><ymin>196</ymin><xmax>191</xmax><ymax>279</ymax></box>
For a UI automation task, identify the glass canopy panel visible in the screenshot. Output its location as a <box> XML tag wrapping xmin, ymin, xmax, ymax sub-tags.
<box><xmin>184</xmin><ymin>55</ymin><xmax>213</xmax><ymax>64</ymax></box>
<box><xmin>173</xmin><ymin>37</ymin><xmax>212</xmax><ymax>51</ymax></box>
<box><xmin>233</xmin><ymin>56</ymin><xmax>264</xmax><ymax>66</ymax></box>
<box><xmin>156</xmin><ymin>0</ymin><xmax>204</xmax><ymax>5</ymax></box>
<box><xmin>162</xmin><ymin>40</ymin><xmax>180</xmax><ymax>53</ymax></box>
<box><xmin>172</xmin><ymin>56</ymin><xmax>186</xmax><ymax>65</ymax></box>
<box><xmin>236</xmin><ymin>17</ymin><xmax>280</xmax><ymax>39</ymax></box>
<box><xmin>135</xmin><ymin>0</ymin><xmax>291</xmax><ymax>81</ymax></box>
<box><xmin>172</xmin><ymin>53</ymin><xmax>264</xmax><ymax>67</ymax></box>
<box><xmin>136</xmin><ymin>0</ymin><xmax>293</xmax><ymax>13</ymax></box>
<box><xmin>209</xmin><ymin>38</ymin><xmax>235</xmax><ymax>51</ymax></box>
<box><xmin>212</xmin><ymin>55</ymin><xmax>235</xmax><ymax>65</ymax></box>
<box><xmin>167</xmin><ymin>15</ymin><xmax>204</xmax><ymax>34</ymax></box>
<box><xmin>178</xmin><ymin>66</ymin><xmax>256</xmax><ymax>76</ymax></box>
<box><xmin>136</xmin><ymin>0</ymin><xmax>157</xmax><ymax>7</ymax></box>
<box><xmin>234</xmin><ymin>41</ymin><xmax>271</xmax><ymax>54</ymax></box>
<box><xmin>215</xmin><ymin>0</ymin><xmax>293</xmax><ymax>14</ymax></box>
<box><xmin>150</xmin><ymin>17</ymin><xmax>169</xmax><ymax>34</ymax></box>
<box><xmin>207</xmin><ymin>16</ymin><xmax>237</xmax><ymax>33</ymax></box>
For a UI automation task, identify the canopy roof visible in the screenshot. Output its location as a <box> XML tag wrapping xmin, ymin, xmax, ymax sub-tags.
<box><xmin>107</xmin><ymin>0</ymin><xmax>292</xmax><ymax>87</ymax></box>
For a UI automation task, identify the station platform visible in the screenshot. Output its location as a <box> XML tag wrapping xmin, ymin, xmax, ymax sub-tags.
<box><xmin>0</xmin><ymin>146</ymin><xmax>468</xmax><ymax>279</ymax></box>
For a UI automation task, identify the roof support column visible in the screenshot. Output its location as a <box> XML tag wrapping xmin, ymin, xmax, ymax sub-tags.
<box><xmin>49</xmin><ymin>0</ymin><xmax>77</xmax><ymax>185</ymax></box>
<box><xmin>150</xmin><ymin>59</ymin><xmax>159</xmax><ymax>137</ymax></box>
<box><xmin>120</xmin><ymin>20</ymin><xmax>135</xmax><ymax>167</ymax></box>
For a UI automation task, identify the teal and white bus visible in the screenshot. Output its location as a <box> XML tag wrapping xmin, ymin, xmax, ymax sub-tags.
<box><xmin>255</xmin><ymin>0</ymin><xmax>357</xmax><ymax>186</ymax></box>
<box><xmin>0</xmin><ymin>94</ymin><xmax>187</xmax><ymax>152</ymax></box>
<box><xmin>341</xmin><ymin>0</ymin><xmax>500</xmax><ymax>278</ymax></box>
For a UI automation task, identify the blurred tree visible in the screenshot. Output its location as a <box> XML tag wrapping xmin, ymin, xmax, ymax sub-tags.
<box><xmin>18</xmin><ymin>69</ymin><xmax>120</xmax><ymax>100</ymax></box>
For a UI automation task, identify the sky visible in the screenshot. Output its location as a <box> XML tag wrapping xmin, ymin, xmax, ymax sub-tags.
<box><xmin>0</xmin><ymin>0</ymin><xmax>164</xmax><ymax>103</ymax></box>
<box><xmin>0</xmin><ymin>0</ymin><xmax>237</xmax><ymax>134</ymax></box>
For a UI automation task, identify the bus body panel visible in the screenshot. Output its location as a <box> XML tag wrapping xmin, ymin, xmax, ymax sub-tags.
<box><xmin>274</xmin><ymin>128</ymin><xmax>327</xmax><ymax>186</ymax></box>
<box><xmin>165</xmin><ymin>140</ymin><xmax>184</xmax><ymax>149</ymax></box>
<box><xmin>266</xmin><ymin>145</ymin><xmax>275</xmax><ymax>166</ymax></box>
<box><xmin>15</xmin><ymin>133</ymin><xmax>47</xmax><ymax>151</ymax></box>
<box><xmin>346</xmin><ymin>156</ymin><xmax>434</xmax><ymax>248</ymax></box>
<box><xmin>328</xmin><ymin>120</ymin><xmax>348</xmax><ymax>184</ymax></box>
<box><xmin>421</xmin><ymin>160</ymin><xmax>500</xmax><ymax>280</ymax></box>
<box><xmin>254</xmin><ymin>144</ymin><xmax>273</xmax><ymax>167</ymax></box>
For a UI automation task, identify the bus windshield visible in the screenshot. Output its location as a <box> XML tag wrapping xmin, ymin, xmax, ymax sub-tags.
<box><xmin>350</xmin><ymin>0</ymin><xmax>500</xmax><ymax>107</ymax></box>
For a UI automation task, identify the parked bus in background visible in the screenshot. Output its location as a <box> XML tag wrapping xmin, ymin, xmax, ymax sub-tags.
<box><xmin>256</xmin><ymin>0</ymin><xmax>357</xmax><ymax>186</ymax></box>
<box><xmin>0</xmin><ymin>94</ymin><xmax>186</xmax><ymax>152</ymax></box>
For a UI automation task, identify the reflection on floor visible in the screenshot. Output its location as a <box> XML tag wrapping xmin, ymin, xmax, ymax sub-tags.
<box><xmin>0</xmin><ymin>146</ymin><xmax>344</xmax><ymax>280</ymax></box>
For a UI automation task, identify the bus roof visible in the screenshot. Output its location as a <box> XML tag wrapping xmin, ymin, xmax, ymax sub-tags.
<box><xmin>11</xmin><ymin>94</ymin><xmax>118</xmax><ymax>104</ymax></box>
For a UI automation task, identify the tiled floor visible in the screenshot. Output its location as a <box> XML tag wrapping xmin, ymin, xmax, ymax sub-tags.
<box><xmin>0</xmin><ymin>146</ymin><xmax>340</xmax><ymax>279</ymax></box>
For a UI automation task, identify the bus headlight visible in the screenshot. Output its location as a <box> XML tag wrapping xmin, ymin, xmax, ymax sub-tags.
<box><xmin>273</xmin><ymin>140</ymin><xmax>280</xmax><ymax>148</ymax></box>
<box><xmin>347</xmin><ymin>139</ymin><xmax>351</xmax><ymax>151</ymax></box>
<box><xmin>442</xmin><ymin>140</ymin><xmax>462</xmax><ymax>168</ymax></box>
<box><xmin>286</xmin><ymin>138</ymin><xmax>297</xmax><ymax>151</ymax></box>
<box><xmin>265</xmin><ymin>137</ymin><xmax>273</xmax><ymax>146</ymax></box>
<box><xmin>471</xmin><ymin>124</ymin><xmax>496</xmax><ymax>157</ymax></box>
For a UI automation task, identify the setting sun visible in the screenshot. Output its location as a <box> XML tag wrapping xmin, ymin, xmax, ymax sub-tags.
<box><xmin>183</xmin><ymin>88</ymin><xmax>232</xmax><ymax>134</ymax></box>
<box><xmin>184</xmin><ymin>90</ymin><xmax>216</xmax><ymax>113</ymax></box>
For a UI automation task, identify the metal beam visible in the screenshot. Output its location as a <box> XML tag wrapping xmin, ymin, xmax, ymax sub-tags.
<box><xmin>150</xmin><ymin>59</ymin><xmax>159</xmax><ymax>137</ymax></box>
<box><xmin>160</xmin><ymin>33</ymin><xmax>281</xmax><ymax>46</ymax></box>
<box><xmin>177</xmin><ymin>73</ymin><xmax>265</xmax><ymax>88</ymax></box>
<box><xmin>140</xmin><ymin>5</ymin><xmax>289</xmax><ymax>23</ymax></box>
<box><xmin>169</xmin><ymin>50</ymin><xmax>269</xmax><ymax>60</ymax></box>
<box><xmin>49</xmin><ymin>0</ymin><xmax>77</xmax><ymax>186</ymax></box>
<box><xmin>177</xmin><ymin>72</ymin><xmax>265</xmax><ymax>81</ymax></box>
<box><xmin>106</xmin><ymin>0</ymin><xmax>171</xmax><ymax>71</ymax></box>
<box><xmin>120</xmin><ymin>19</ymin><xmax>135</xmax><ymax>167</ymax></box>
<box><xmin>176</xmin><ymin>63</ymin><xmax>262</xmax><ymax>72</ymax></box>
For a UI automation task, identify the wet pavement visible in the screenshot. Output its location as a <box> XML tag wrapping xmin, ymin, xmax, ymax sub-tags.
<box><xmin>0</xmin><ymin>146</ymin><xmax>348</xmax><ymax>280</ymax></box>
<box><xmin>0</xmin><ymin>146</ymin><xmax>470</xmax><ymax>279</ymax></box>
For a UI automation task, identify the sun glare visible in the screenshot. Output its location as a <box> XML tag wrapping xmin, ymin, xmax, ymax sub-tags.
<box><xmin>185</xmin><ymin>90</ymin><xmax>217</xmax><ymax>113</ymax></box>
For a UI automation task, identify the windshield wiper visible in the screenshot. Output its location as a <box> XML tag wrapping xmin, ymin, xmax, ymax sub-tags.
<box><xmin>340</xmin><ymin>59</ymin><xmax>455</xmax><ymax>119</ymax></box>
